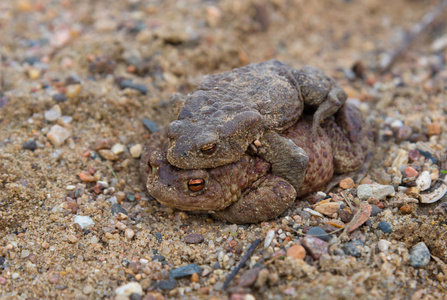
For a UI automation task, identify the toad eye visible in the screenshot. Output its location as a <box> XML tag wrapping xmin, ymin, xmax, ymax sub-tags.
<box><xmin>188</xmin><ymin>179</ymin><xmax>205</xmax><ymax>192</ymax></box>
<box><xmin>146</xmin><ymin>160</ymin><xmax>152</xmax><ymax>173</ymax></box>
<box><xmin>201</xmin><ymin>144</ymin><xmax>216</xmax><ymax>155</ymax></box>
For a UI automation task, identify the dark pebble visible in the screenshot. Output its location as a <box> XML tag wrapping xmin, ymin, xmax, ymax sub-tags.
<box><xmin>169</xmin><ymin>264</ymin><xmax>202</xmax><ymax>279</ymax></box>
<box><xmin>141</xmin><ymin>118</ymin><xmax>158</xmax><ymax>133</ymax></box>
<box><xmin>395</xmin><ymin>126</ymin><xmax>412</xmax><ymax>142</ymax></box>
<box><xmin>155</xmin><ymin>232</ymin><xmax>163</xmax><ymax>243</ymax></box>
<box><xmin>343</xmin><ymin>240</ymin><xmax>364</xmax><ymax>257</ymax></box>
<box><xmin>378</xmin><ymin>221</ymin><xmax>392</xmax><ymax>234</ymax></box>
<box><xmin>409</xmin><ymin>242</ymin><xmax>431</xmax><ymax>268</ymax></box>
<box><xmin>184</xmin><ymin>233</ymin><xmax>204</xmax><ymax>244</ymax></box>
<box><xmin>23</xmin><ymin>140</ymin><xmax>37</xmax><ymax>151</ymax></box>
<box><xmin>111</xmin><ymin>203</ymin><xmax>128</xmax><ymax>216</ymax></box>
<box><xmin>408</xmin><ymin>149</ymin><xmax>421</xmax><ymax>162</ymax></box>
<box><xmin>130</xmin><ymin>293</ymin><xmax>142</xmax><ymax>300</ymax></box>
<box><xmin>212</xmin><ymin>262</ymin><xmax>221</xmax><ymax>269</ymax></box>
<box><xmin>0</xmin><ymin>257</ymin><xmax>5</xmax><ymax>266</ymax></box>
<box><xmin>306</xmin><ymin>227</ymin><xmax>330</xmax><ymax>242</ymax></box>
<box><xmin>126</xmin><ymin>193</ymin><xmax>136</xmax><ymax>202</ymax></box>
<box><xmin>153</xmin><ymin>255</ymin><xmax>165</xmax><ymax>262</ymax></box>
<box><xmin>339</xmin><ymin>208</ymin><xmax>354</xmax><ymax>223</ymax></box>
<box><xmin>23</xmin><ymin>56</ymin><xmax>40</xmax><ymax>65</ymax></box>
<box><xmin>418</xmin><ymin>150</ymin><xmax>437</xmax><ymax>164</ymax></box>
<box><xmin>116</xmin><ymin>78</ymin><xmax>148</xmax><ymax>94</ymax></box>
<box><xmin>52</xmin><ymin>93</ymin><xmax>67</xmax><ymax>103</ymax></box>
<box><xmin>409</xmin><ymin>133</ymin><xmax>428</xmax><ymax>143</ymax></box>
<box><xmin>158</xmin><ymin>278</ymin><xmax>177</xmax><ymax>291</ymax></box>
<box><xmin>370</xmin><ymin>205</ymin><xmax>382</xmax><ymax>216</ymax></box>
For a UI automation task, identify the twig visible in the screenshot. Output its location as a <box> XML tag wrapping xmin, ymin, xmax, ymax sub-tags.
<box><xmin>222</xmin><ymin>238</ymin><xmax>261</xmax><ymax>290</ymax></box>
<box><xmin>380</xmin><ymin>0</ymin><xmax>447</xmax><ymax>73</ymax></box>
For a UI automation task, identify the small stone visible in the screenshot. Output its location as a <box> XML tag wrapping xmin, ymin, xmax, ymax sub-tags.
<box><xmin>28</xmin><ymin>68</ymin><xmax>40</xmax><ymax>79</ymax></box>
<box><xmin>169</xmin><ymin>264</ymin><xmax>202</xmax><ymax>279</ymax></box>
<box><xmin>301</xmin><ymin>236</ymin><xmax>328</xmax><ymax>260</ymax></box>
<box><xmin>125</xmin><ymin>228</ymin><xmax>135</xmax><ymax>240</ymax></box>
<box><xmin>306</xmin><ymin>227</ymin><xmax>330</xmax><ymax>242</ymax></box>
<box><xmin>79</xmin><ymin>171</ymin><xmax>96</xmax><ymax>183</ymax></box>
<box><xmin>264</xmin><ymin>229</ymin><xmax>275</xmax><ymax>248</ymax></box>
<box><xmin>427</xmin><ymin>123</ymin><xmax>441</xmax><ymax>136</ymax></box>
<box><xmin>339</xmin><ymin>177</ymin><xmax>355</xmax><ymax>189</ymax></box>
<box><xmin>21</xmin><ymin>250</ymin><xmax>30</xmax><ymax>259</ymax></box>
<box><xmin>158</xmin><ymin>278</ymin><xmax>177</xmax><ymax>291</ymax></box>
<box><xmin>67</xmin><ymin>235</ymin><xmax>78</xmax><ymax>243</ymax></box>
<box><xmin>347</xmin><ymin>202</ymin><xmax>372</xmax><ymax>233</ymax></box>
<box><xmin>404</xmin><ymin>166</ymin><xmax>419</xmax><ymax>178</ymax></box>
<box><xmin>184</xmin><ymin>233</ymin><xmax>204</xmax><ymax>244</ymax></box>
<box><xmin>391</xmin><ymin>149</ymin><xmax>408</xmax><ymax>169</ymax></box>
<box><xmin>400</xmin><ymin>204</ymin><xmax>413</xmax><ymax>214</ymax></box>
<box><xmin>47</xmin><ymin>125</ymin><xmax>71</xmax><ymax>146</ymax></box>
<box><xmin>130</xmin><ymin>144</ymin><xmax>143</xmax><ymax>158</ymax></box>
<box><xmin>11</xmin><ymin>273</ymin><xmax>19</xmax><ymax>279</ymax></box>
<box><xmin>396</xmin><ymin>126</ymin><xmax>412</xmax><ymax>141</ymax></box>
<box><xmin>408</xmin><ymin>149</ymin><xmax>421</xmax><ymax>162</ymax></box>
<box><xmin>370</xmin><ymin>205</ymin><xmax>382</xmax><ymax>216</ymax></box>
<box><xmin>206</xmin><ymin>6</ymin><xmax>222</xmax><ymax>27</ymax></box>
<box><xmin>343</xmin><ymin>240</ymin><xmax>364</xmax><ymax>257</ymax></box>
<box><xmin>23</xmin><ymin>140</ymin><xmax>37</xmax><ymax>151</ymax></box>
<box><xmin>52</xmin><ymin>93</ymin><xmax>67</xmax><ymax>103</ymax></box>
<box><xmin>0</xmin><ymin>277</ymin><xmax>6</xmax><ymax>285</ymax></box>
<box><xmin>48</xmin><ymin>273</ymin><xmax>60</xmax><ymax>284</ymax></box>
<box><xmin>142</xmin><ymin>118</ymin><xmax>158</xmax><ymax>133</ymax></box>
<box><xmin>314</xmin><ymin>202</ymin><xmax>340</xmax><ymax>217</ymax></box>
<box><xmin>238</xmin><ymin>268</ymin><xmax>260</xmax><ymax>287</ymax></box>
<box><xmin>378</xmin><ymin>221</ymin><xmax>392</xmax><ymax>234</ymax></box>
<box><xmin>191</xmin><ymin>272</ymin><xmax>199</xmax><ymax>283</ymax></box>
<box><xmin>44</xmin><ymin>105</ymin><xmax>62</xmax><ymax>122</ymax></box>
<box><xmin>65</xmin><ymin>84</ymin><xmax>82</xmax><ymax>98</ymax></box>
<box><xmin>116</xmin><ymin>222</ymin><xmax>127</xmax><ymax>231</ymax></box>
<box><xmin>409</xmin><ymin>242</ymin><xmax>431</xmax><ymax>268</ymax></box>
<box><xmin>111</xmin><ymin>143</ymin><xmax>126</xmax><ymax>155</ymax></box>
<box><xmin>83</xmin><ymin>285</ymin><xmax>94</xmax><ymax>295</ymax></box>
<box><xmin>74</xmin><ymin>215</ymin><xmax>95</xmax><ymax>229</ymax></box>
<box><xmin>339</xmin><ymin>208</ymin><xmax>354</xmax><ymax>223</ymax></box>
<box><xmin>286</xmin><ymin>245</ymin><xmax>306</xmax><ymax>260</ymax></box>
<box><xmin>357</xmin><ymin>184</ymin><xmax>395</xmax><ymax>201</ymax></box>
<box><xmin>378</xmin><ymin>239</ymin><xmax>391</xmax><ymax>252</ymax></box>
<box><xmin>42</xmin><ymin>241</ymin><xmax>50</xmax><ymax>249</ymax></box>
<box><xmin>98</xmin><ymin>149</ymin><xmax>119</xmax><ymax>161</ymax></box>
<box><xmin>116</xmin><ymin>78</ymin><xmax>147</xmax><ymax>94</ymax></box>
<box><xmin>416</xmin><ymin>171</ymin><xmax>431</xmax><ymax>191</ymax></box>
<box><xmin>115</xmin><ymin>282</ymin><xmax>143</xmax><ymax>297</ymax></box>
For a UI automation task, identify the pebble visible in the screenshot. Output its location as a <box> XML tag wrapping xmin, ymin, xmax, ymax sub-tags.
<box><xmin>286</xmin><ymin>245</ymin><xmax>306</xmax><ymax>260</ymax></box>
<box><xmin>391</xmin><ymin>149</ymin><xmax>408</xmax><ymax>169</ymax></box>
<box><xmin>98</xmin><ymin>149</ymin><xmax>119</xmax><ymax>161</ymax></box>
<box><xmin>111</xmin><ymin>143</ymin><xmax>126</xmax><ymax>155</ymax></box>
<box><xmin>301</xmin><ymin>236</ymin><xmax>328</xmax><ymax>260</ymax></box>
<box><xmin>67</xmin><ymin>235</ymin><xmax>78</xmax><ymax>243</ymax></box>
<box><xmin>238</xmin><ymin>268</ymin><xmax>260</xmax><ymax>287</ymax></box>
<box><xmin>142</xmin><ymin>118</ymin><xmax>158</xmax><ymax>133</ymax></box>
<box><xmin>409</xmin><ymin>242</ymin><xmax>431</xmax><ymax>268</ymax></box>
<box><xmin>116</xmin><ymin>222</ymin><xmax>127</xmax><ymax>231</ymax></box>
<box><xmin>52</xmin><ymin>93</ymin><xmax>67</xmax><ymax>103</ymax></box>
<box><xmin>21</xmin><ymin>250</ymin><xmax>30</xmax><ymax>259</ymax></box>
<box><xmin>47</xmin><ymin>125</ymin><xmax>71</xmax><ymax>146</ymax></box>
<box><xmin>415</xmin><ymin>171</ymin><xmax>431</xmax><ymax>191</ymax></box>
<box><xmin>343</xmin><ymin>240</ymin><xmax>364</xmax><ymax>257</ymax></box>
<box><xmin>0</xmin><ymin>277</ymin><xmax>6</xmax><ymax>285</ymax></box>
<box><xmin>408</xmin><ymin>149</ymin><xmax>421</xmax><ymax>162</ymax></box>
<box><xmin>264</xmin><ymin>229</ymin><xmax>276</xmax><ymax>248</ymax></box>
<box><xmin>116</xmin><ymin>78</ymin><xmax>148</xmax><ymax>94</ymax></box>
<box><xmin>130</xmin><ymin>144</ymin><xmax>143</xmax><ymax>158</ymax></box>
<box><xmin>314</xmin><ymin>202</ymin><xmax>340</xmax><ymax>217</ymax></box>
<box><xmin>115</xmin><ymin>282</ymin><xmax>143</xmax><ymax>297</ymax></box>
<box><xmin>125</xmin><ymin>228</ymin><xmax>135</xmax><ymax>240</ymax></box>
<box><xmin>79</xmin><ymin>171</ymin><xmax>96</xmax><ymax>183</ymax></box>
<box><xmin>400</xmin><ymin>204</ymin><xmax>413</xmax><ymax>214</ymax></box>
<box><xmin>426</xmin><ymin>123</ymin><xmax>441</xmax><ymax>136</ymax></box>
<box><xmin>370</xmin><ymin>204</ymin><xmax>382</xmax><ymax>216</ymax></box>
<box><xmin>378</xmin><ymin>221</ymin><xmax>392</xmax><ymax>234</ymax></box>
<box><xmin>404</xmin><ymin>166</ymin><xmax>419</xmax><ymax>178</ymax></box>
<box><xmin>44</xmin><ymin>105</ymin><xmax>62</xmax><ymax>122</ymax></box>
<box><xmin>306</xmin><ymin>227</ymin><xmax>330</xmax><ymax>242</ymax></box>
<box><xmin>357</xmin><ymin>184</ymin><xmax>395</xmax><ymax>201</ymax></box>
<box><xmin>377</xmin><ymin>239</ymin><xmax>391</xmax><ymax>252</ymax></box>
<box><xmin>191</xmin><ymin>272</ymin><xmax>199</xmax><ymax>283</ymax></box>
<box><xmin>22</xmin><ymin>140</ymin><xmax>37</xmax><ymax>151</ymax></box>
<box><xmin>65</xmin><ymin>84</ymin><xmax>82</xmax><ymax>98</ymax></box>
<box><xmin>396</xmin><ymin>126</ymin><xmax>412</xmax><ymax>141</ymax></box>
<box><xmin>74</xmin><ymin>215</ymin><xmax>95</xmax><ymax>229</ymax></box>
<box><xmin>83</xmin><ymin>285</ymin><xmax>94</xmax><ymax>295</ymax></box>
<box><xmin>158</xmin><ymin>278</ymin><xmax>177</xmax><ymax>291</ymax></box>
<box><xmin>169</xmin><ymin>264</ymin><xmax>202</xmax><ymax>279</ymax></box>
<box><xmin>339</xmin><ymin>177</ymin><xmax>355</xmax><ymax>189</ymax></box>
<box><xmin>347</xmin><ymin>202</ymin><xmax>372</xmax><ymax>233</ymax></box>
<box><xmin>184</xmin><ymin>233</ymin><xmax>204</xmax><ymax>244</ymax></box>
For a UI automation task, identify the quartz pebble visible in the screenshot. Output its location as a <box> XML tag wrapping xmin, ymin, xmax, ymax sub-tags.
<box><xmin>74</xmin><ymin>215</ymin><xmax>95</xmax><ymax>229</ymax></box>
<box><xmin>115</xmin><ymin>282</ymin><xmax>143</xmax><ymax>297</ymax></box>
<box><xmin>357</xmin><ymin>184</ymin><xmax>395</xmax><ymax>201</ymax></box>
<box><xmin>98</xmin><ymin>149</ymin><xmax>119</xmax><ymax>161</ymax></box>
<box><xmin>111</xmin><ymin>143</ymin><xmax>126</xmax><ymax>155</ymax></box>
<box><xmin>409</xmin><ymin>242</ymin><xmax>431</xmax><ymax>268</ymax></box>
<box><xmin>125</xmin><ymin>228</ymin><xmax>135</xmax><ymax>240</ymax></box>
<box><xmin>130</xmin><ymin>144</ymin><xmax>143</xmax><ymax>158</ymax></box>
<box><xmin>378</xmin><ymin>239</ymin><xmax>391</xmax><ymax>252</ymax></box>
<box><xmin>47</xmin><ymin>125</ymin><xmax>71</xmax><ymax>146</ymax></box>
<box><xmin>44</xmin><ymin>105</ymin><xmax>62</xmax><ymax>121</ymax></box>
<box><xmin>264</xmin><ymin>230</ymin><xmax>275</xmax><ymax>248</ymax></box>
<box><xmin>415</xmin><ymin>171</ymin><xmax>431</xmax><ymax>191</ymax></box>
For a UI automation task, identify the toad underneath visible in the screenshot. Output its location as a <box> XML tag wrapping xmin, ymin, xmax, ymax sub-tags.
<box><xmin>142</xmin><ymin>102</ymin><xmax>370</xmax><ymax>224</ymax></box>
<box><xmin>167</xmin><ymin>60</ymin><xmax>348</xmax><ymax>190</ymax></box>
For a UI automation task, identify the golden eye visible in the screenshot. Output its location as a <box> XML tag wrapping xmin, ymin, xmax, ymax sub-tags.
<box><xmin>188</xmin><ymin>179</ymin><xmax>205</xmax><ymax>192</ymax></box>
<box><xmin>201</xmin><ymin>144</ymin><xmax>216</xmax><ymax>155</ymax></box>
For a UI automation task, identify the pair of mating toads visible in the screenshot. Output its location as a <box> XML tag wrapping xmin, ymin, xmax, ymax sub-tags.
<box><xmin>141</xmin><ymin>60</ymin><xmax>370</xmax><ymax>224</ymax></box>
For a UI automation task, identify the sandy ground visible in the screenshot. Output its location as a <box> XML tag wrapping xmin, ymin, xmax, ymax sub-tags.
<box><xmin>1</xmin><ymin>0</ymin><xmax>447</xmax><ymax>299</ymax></box>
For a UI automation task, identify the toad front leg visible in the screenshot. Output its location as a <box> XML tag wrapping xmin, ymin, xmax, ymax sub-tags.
<box><xmin>256</xmin><ymin>130</ymin><xmax>309</xmax><ymax>191</ymax></box>
<box><xmin>291</xmin><ymin>66</ymin><xmax>347</xmax><ymax>138</ymax></box>
<box><xmin>213</xmin><ymin>174</ymin><xmax>297</xmax><ymax>224</ymax></box>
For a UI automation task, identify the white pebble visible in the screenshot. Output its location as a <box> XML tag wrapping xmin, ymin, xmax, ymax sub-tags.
<box><xmin>139</xmin><ymin>258</ymin><xmax>149</xmax><ymax>264</ymax></box>
<box><xmin>115</xmin><ymin>282</ymin><xmax>143</xmax><ymax>297</ymax></box>
<box><xmin>315</xmin><ymin>191</ymin><xmax>327</xmax><ymax>200</ymax></box>
<box><xmin>111</xmin><ymin>143</ymin><xmax>126</xmax><ymax>155</ymax></box>
<box><xmin>44</xmin><ymin>105</ymin><xmax>61</xmax><ymax>122</ymax></box>
<box><xmin>264</xmin><ymin>229</ymin><xmax>275</xmax><ymax>248</ymax></box>
<box><xmin>74</xmin><ymin>215</ymin><xmax>95</xmax><ymax>229</ymax></box>
<box><xmin>66</xmin><ymin>185</ymin><xmax>76</xmax><ymax>190</ymax></box>
<box><xmin>130</xmin><ymin>144</ymin><xmax>143</xmax><ymax>158</ymax></box>
<box><xmin>47</xmin><ymin>125</ymin><xmax>71</xmax><ymax>146</ymax></box>
<box><xmin>60</xmin><ymin>115</ymin><xmax>73</xmax><ymax>124</ymax></box>
<box><xmin>416</xmin><ymin>171</ymin><xmax>431</xmax><ymax>191</ymax></box>
<box><xmin>303</xmin><ymin>207</ymin><xmax>325</xmax><ymax>218</ymax></box>
<box><xmin>125</xmin><ymin>228</ymin><xmax>135</xmax><ymax>240</ymax></box>
<box><xmin>357</xmin><ymin>184</ymin><xmax>395</xmax><ymax>201</ymax></box>
<box><xmin>378</xmin><ymin>239</ymin><xmax>392</xmax><ymax>252</ymax></box>
<box><xmin>390</xmin><ymin>119</ymin><xmax>404</xmax><ymax>129</ymax></box>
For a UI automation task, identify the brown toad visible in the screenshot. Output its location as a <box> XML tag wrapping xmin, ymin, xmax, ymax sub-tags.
<box><xmin>142</xmin><ymin>102</ymin><xmax>368</xmax><ymax>224</ymax></box>
<box><xmin>167</xmin><ymin>60</ymin><xmax>347</xmax><ymax>190</ymax></box>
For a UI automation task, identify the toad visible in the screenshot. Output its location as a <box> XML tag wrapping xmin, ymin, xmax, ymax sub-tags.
<box><xmin>142</xmin><ymin>102</ymin><xmax>369</xmax><ymax>224</ymax></box>
<box><xmin>167</xmin><ymin>60</ymin><xmax>347</xmax><ymax>190</ymax></box>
